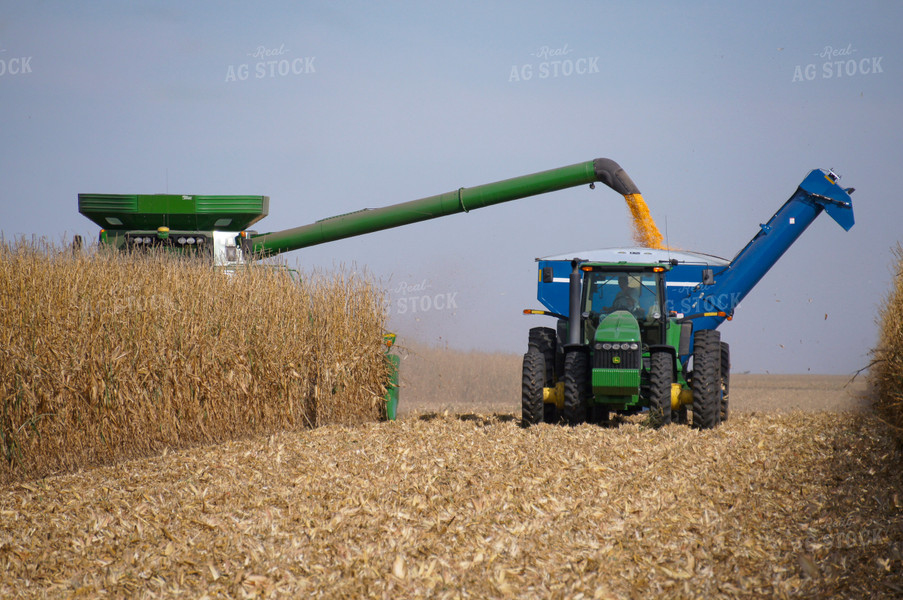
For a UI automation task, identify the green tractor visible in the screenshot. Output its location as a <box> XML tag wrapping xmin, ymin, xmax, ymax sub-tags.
<box><xmin>522</xmin><ymin>259</ymin><xmax>729</xmax><ymax>429</ymax></box>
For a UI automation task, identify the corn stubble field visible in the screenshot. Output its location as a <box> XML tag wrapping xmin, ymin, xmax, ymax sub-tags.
<box><xmin>2</xmin><ymin>243</ymin><xmax>903</xmax><ymax>598</ymax></box>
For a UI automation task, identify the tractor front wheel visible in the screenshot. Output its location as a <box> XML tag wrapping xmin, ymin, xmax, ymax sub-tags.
<box><xmin>691</xmin><ymin>329</ymin><xmax>722</xmax><ymax>430</ymax></box>
<box><xmin>563</xmin><ymin>350</ymin><xmax>590</xmax><ymax>426</ymax></box>
<box><xmin>649</xmin><ymin>351</ymin><xmax>672</xmax><ymax>427</ymax></box>
<box><xmin>521</xmin><ymin>350</ymin><xmax>545</xmax><ymax>426</ymax></box>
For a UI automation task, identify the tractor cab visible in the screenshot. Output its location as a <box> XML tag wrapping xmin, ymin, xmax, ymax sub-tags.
<box><xmin>579</xmin><ymin>262</ymin><xmax>670</xmax><ymax>348</ymax></box>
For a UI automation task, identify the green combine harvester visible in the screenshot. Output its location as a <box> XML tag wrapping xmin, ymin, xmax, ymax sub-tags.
<box><xmin>79</xmin><ymin>160</ymin><xmax>634</xmax><ymax>422</ymax></box>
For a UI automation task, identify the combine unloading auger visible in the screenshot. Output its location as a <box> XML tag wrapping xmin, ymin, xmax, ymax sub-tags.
<box><xmin>243</xmin><ymin>158</ymin><xmax>658</xmax><ymax>256</ymax></box>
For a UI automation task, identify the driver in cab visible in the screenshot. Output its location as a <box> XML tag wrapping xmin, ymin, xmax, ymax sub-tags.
<box><xmin>610</xmin><ymin>275</ymin><xmax>639</xmax><ymax>312</ymax></box>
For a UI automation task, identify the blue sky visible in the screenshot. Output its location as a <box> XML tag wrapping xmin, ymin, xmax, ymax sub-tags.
<box><xmin>2</xmin><ymin>1</ymin><xmax>901</xmax><ymax>373</ymax></box>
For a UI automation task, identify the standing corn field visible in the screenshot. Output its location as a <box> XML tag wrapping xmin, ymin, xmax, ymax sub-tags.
<box><xmin>0</xmin><ymin>241</ymin><xmax>391</xmax><ymax>484</ymax></box>
<box><xmin>873</xmin><ymin>243</ymin><xmax>903</xmax><ymax>441</ymax></box>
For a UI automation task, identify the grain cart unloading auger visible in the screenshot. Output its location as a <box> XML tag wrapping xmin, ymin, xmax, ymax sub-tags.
<box><xmin>78</xmin><ymin>159</ymin><xmax>854</xmax><ymax>426</ymax></box>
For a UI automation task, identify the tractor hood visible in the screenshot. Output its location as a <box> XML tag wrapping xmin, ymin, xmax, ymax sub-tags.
<box><xmin>594</xmin><ymin>311</ymin><xmax>641</xmax><ymax>345</ymax></box>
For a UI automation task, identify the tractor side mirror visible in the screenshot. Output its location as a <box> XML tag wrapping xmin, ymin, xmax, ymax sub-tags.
<box><xmin>542</xmin><ymin>266</ymin><xmax>554</xmax><ymax>283</ymax></box>
<box><xmin>702</xmin><ymin>268</ymin><xmax>715</xmax><ymax>285</ymax></box>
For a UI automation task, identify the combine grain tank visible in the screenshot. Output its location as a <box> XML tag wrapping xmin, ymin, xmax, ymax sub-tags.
<box><xmin>77</xmin><ymin>193</ymin><xmax>269</xmax><ymax>267</ymax></box>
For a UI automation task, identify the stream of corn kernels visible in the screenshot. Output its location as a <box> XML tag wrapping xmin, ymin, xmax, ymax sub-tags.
<box><xmin>624</xmin><ymin>193</ymin><xmax>665</xmax><ymax>249</ymax></box>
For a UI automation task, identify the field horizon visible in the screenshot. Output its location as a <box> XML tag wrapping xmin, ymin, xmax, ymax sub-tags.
<box><xmin>396</xmin><ymin>341</ymin><xmax>871</xmax><ymax>416</ymax></box>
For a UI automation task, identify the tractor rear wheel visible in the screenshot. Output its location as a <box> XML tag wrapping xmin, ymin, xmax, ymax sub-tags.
<box><xmin>649</xmin><ymin>351</ymin><xmax>672</xmax><ymax>427</ymax></box>
<box><xmin>563</xmin><ymin>350</ymin><xmax>590</xmax><ymax>426</ymax></box>
<box><xmin>720</xmin><ymin>341</ymin><xmax>730</xmax><ymax>423</ymax></box>
<box><xmin>521</xmin><ymin>350</ymin><xmax>545</xmax><ymax>426</ymax></box>
<box><xmin>691</xmin><ymin>329</ymin><xmax>722</xmax><ymax>430</ymax></box>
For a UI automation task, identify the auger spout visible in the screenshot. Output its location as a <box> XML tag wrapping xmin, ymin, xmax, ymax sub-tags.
<box><xmin>685</xmin><ymin>169</ymin><xmax>854</xmax><ymax>330</ymax></box>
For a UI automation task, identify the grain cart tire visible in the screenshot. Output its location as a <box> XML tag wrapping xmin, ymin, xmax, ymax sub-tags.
<box><xmin>563</xmin><ymin>350</ymin><xmax>590</xmax><ymax>426</ymax></box>
<box><xmin>528</xmin><ymin>327</ymin><xmax>561</xmax><ymax>423</ymax></box>
<box><xmin>720</xmin><ymin>341</ymin><xmax>731</xmax><ymax>423</ymax></box>
<box><xmin>528</xmin><ymin>327</ymin><xmax>557</xmax><ymax>386</ymax></box>
<box><xmin>649</xmin><ymin>351</ymin><xmax>672</xmax><ymax>427</ymax></box>
<box><xmin>691</xmin><ymin>329</ymin><xmax>722</xmax><ymax>430</ymax></box>
<box><xmin>521</xmin><ymin>350</ymin><xmax>546</xmax><ymax>426</ymax></box>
